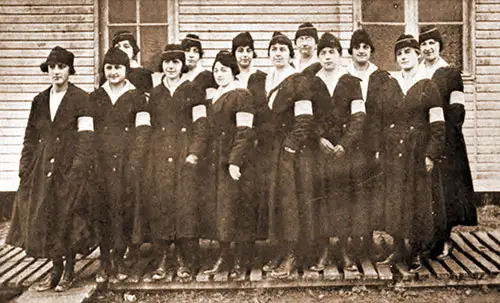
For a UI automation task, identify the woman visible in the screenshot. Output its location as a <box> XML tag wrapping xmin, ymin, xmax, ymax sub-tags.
<box><xmin>418</xmin><ymin>26</ymin><xmax>478</xmax><ymax>260</ymax></box>
<box><xmin>111</xmin><ymin>30</ymin><xmax>153</xmax><ymax>94</ymax></box>
<box><xmin>201</xmin><ymin>51</ymin><xmax>257</xmax><ymax>278</ymax></box>
<box><xmin>376</xmin><ymin>34</ymin><xmax>445</xmax><ymax>272</ymax></box>
<box><xmin>90</xmin><ymin>48</ymin><xmax>150</xmax><ymax>283</ymax></box>
<box><xmin>260</xmin><ymin>32</ymin><xmax>318</xmax><ymax>278</ymax></box>
<box><xmin>346</xmin><ymin>29</ymin><xmax>391</xmax><ymax>259</ymax></box>
<box><xmin>309</xmin><ymin>32</ymin><xmax>366</xmax><ymax>272</ymax></box>
<box><xmin>6</xmin><ymin>46</ymin><xmax>95</xmax><ymax>292</ymax></box>
<box><xmin>144</xmin><ymin>44</ymin><xmax>208</xmax><ymax>280</ymax></box>
<box><xmin>181</xmin><ymin>34</ymin><xmax>216</xmax><ymax>98</ymax></box>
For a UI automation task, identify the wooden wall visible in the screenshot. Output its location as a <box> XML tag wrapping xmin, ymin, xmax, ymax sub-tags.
<box><xmin>0</xmin><ymin>0</ymin><xmax>97</xmax><ymax>191</ymax></box>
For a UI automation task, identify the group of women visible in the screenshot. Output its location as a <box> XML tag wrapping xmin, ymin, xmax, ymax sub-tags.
<box><xmin>6</xmin><ymin>22</ymin><xmax>478</xmax><ymax>292</ymax></box>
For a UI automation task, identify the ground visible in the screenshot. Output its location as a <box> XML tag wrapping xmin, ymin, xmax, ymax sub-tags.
<box><xmin>92</xmin><ymin>205</ymin><xmax>500</xmax><ymax>303</ymax></box>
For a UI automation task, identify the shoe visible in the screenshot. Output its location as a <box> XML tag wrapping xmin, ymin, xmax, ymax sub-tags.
<box><xmin>176</xmin><ymin>254</ymin><xmax>192</xmax><ymax>279</ymax></box>
<box><xmin>409</xmin><ymin>255</ymin><xmax>423</xmax><ymax>273</ymax></box>
<box><xmin>376</xmin><ymin>250</ymin><xmax>402</xmax><ymax>266</ymax></box>
<box><xmin>270</xmin><ymin>254</ymin><xmax>296</xmax><ymax>279</ymax></box>
<box><xmin>203</xmin><ymin>256</ymin><xmax>226</xmax><ymax>275</ymax></box>
<box><xmin>229</xmin><ymin>257</ymin><xmax>246</xmax><ymax>279</ymax></box>
<box><xmin>436</xmin><ymin>240</ymin><xmax>453</xmax><ymax>260</ymax></box>
<box><xmin>95</xmin><ymin>263</ymin><xmax>110</xmax><ymax>283</ymax></box>
<box><xmin>34</xmin><ymin>265</ymin><xmax>62</xmax><ymax>292</ymax></box>
<box><xmin>115</xmin><ymin>260</ymin><xmax>128</xmax><ymax>281</ymax></box>
<box><xmin>54</xmin><ymin>271</ymin><xmax>74</xmax><ymax>292</ymax></box>
<box><xmin>262</xmin><ymin>257</ymin><xmax>281</xmax><ymax>272</ymax></box>
<box><xmin>151</xmin><ymin>254</ymin><xmax>168</xmax><ymax>281</ymax></box>
<box><xmin>310</xmin><ymin>247</ymin><xmax>329</xmax><ymax>272</ymax></box>
<box><xmin>343</xmin><ymin>253</ymin><xmax>357</xmax><ymax>272</ymax></box>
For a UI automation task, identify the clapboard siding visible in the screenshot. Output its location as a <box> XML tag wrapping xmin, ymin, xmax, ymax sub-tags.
<box><xmin>178</xmin><ymin>0</ymin><xmax>353</xmax><ymax>69</ymax></box>
<box><xmin>0</xmin><ymin>0</ymin><xmax>96</xmax><ymax>191</ymax></box>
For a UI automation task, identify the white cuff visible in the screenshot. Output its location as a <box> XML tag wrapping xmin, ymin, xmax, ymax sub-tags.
<box><xmin>192</xmin><ymin>104</ymin><xmax>207</xmax><ymax>122</ymax></box>
<box><xmin>294</xmin><ymin>100</ymin><xmax>313</xmax><ymax>116</ymax></box>
<box><xmin>77</xmin><ymin>116</ymin><xmax>94</xmax><ymax>132</ymax></box>
<box><xmin>206</xmin><ymin>88</ymin><xmax>216</xmax><ymax>100</ymax></box>
<box><xmin>351</xmin><ymin>99</ymin><xmax>366</xmax><ymax>114</ymax></box>
<box><xmin>450</xmin><ymin>91</ymin><xmax>465</xmax><ymax>106</ymax></box>
<box><xmin>236</xmin><ymin>112</ymin><xmax>254</xmax><ymax>128</ymax></box>
<box><xmin>429</xmin><ymin>107</ymin><xmax>445</xmax><ymax>123</ymax></box>
<box><xmin>135</xmin><ymin>111</ymin><xmax>151</xmax><ymax>127</ymax></box>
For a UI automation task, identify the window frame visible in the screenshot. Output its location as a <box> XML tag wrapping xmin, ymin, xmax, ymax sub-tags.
<box><xmin>352</xmin><ymin>0</ymin><xmax>474</xmax><ymax>78</ymax></box>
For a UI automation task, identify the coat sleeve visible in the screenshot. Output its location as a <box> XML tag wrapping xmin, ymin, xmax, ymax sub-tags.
<box><xmin>283</xmin><ymin>75</ymin><xmax>315</xmax><ymax>151</ymax></box>
<box><xmin>229</xmin><ymin>90</ymin><xmax>256</xmax><ymax>166</ymax></box>
<box><xmin>337</xmin><ymin>76</ymin><xmax>366</xmax><ymax>151</ymax></box>
<box><xmin>130</xmin><ymin>92</ymin><xmax>151</xmax><ymax>170</ymax></box>
<box><xmin>437</xmin><ymin>68</ymin><xmax>466</xmax><ymax>128</ymax></box>
<box><xmin>187</xmin><ymin>86</ymin><xmax>210</xmax><ymax>157</ymax></box>
<box><xmin>18</xmin><ymin>97</ymin><xmax>40</xmax><ymax>179</ymax></box>
<box><xmin>424</xmin><ymin>80</ymin><xmax>446</xmax><ymax>160</ymax></box>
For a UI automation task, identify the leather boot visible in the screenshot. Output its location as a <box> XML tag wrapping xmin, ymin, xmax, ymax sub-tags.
<box><xmin>113</xmin><ymin>250</ymin><xmax>128</xmax><ymax>281</ymax></box>
<box><xmin>271</xmin><ymin>252</ymin><xmax>296</xmax><ymax>278</ymax></box>
<box><xmin>204</xmin><ymin>242</ymin><xmax>229</xmax><ymax>275</ymax></box>
<box><xmin>34</xmin><ymin>258</ymin><xmax>63</xmax><ymax>292</ymax></box>
<box><xmin>409</xmin><ymin>254</ymin><xmax>423</xmax><ymax>273</ymax></box>
<box><xmin>151</xmin><ymin>253</ymin><xmax>168</xmax><ymax>280</ymax></box>
<box><xmin>55</xmin><ymin>255</ymin><xmax>75</xmax><ymax>292</ymax></box>
<box><xmin>376</xmin><ymin>238</ymin><xmax>405</xmax><ymax>266</ymax></box>
<box><xmin>310</xmin><ymin>246</ymin><xmax>329</xmax><ymax>272</ymax></box>
<box><xmin>436</xmin><ymin>240</ymin><xmax>453</xmax><ymax>260</ymax></box>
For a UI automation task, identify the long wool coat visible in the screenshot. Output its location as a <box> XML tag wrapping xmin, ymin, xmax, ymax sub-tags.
<box><xmin>89</xmin><ymin>86</ymin><xmax>149</xmax><ymax>250</ymax></box>
<box><xmin>263</xmin><ymin>73</ymin><xmax>319</xmax><ymax>244</ymax></box>
<box><xmin>432</xmin><ymin>67</ymin><xmax>478</xmax><ymax>230</ymax></box>
<box><xmin>312</xmin><ymin>73</ymin><xmax>366</xmax><ymax>238</ymax></box>
<box><xmin>7</xmin><ymin>83</ymin><xmax>96</xmax><ymax>258</ymax></box>
<box><xmin>142</xmin><ymin>80</ymin><xmax>208</xmax><ymax>241</ymax></box>
<box><xmin>377</xmin><ymin>77</ymin><xmax>445</xmax><ymax>249</ymax></box>
<box><xmin>128</xmin><ymin>67</ymin><xmax>153</xmax><ymax>94</ymax></box>
<box><xmin>199</xmin><ymin>88</ymin><xmax>256</xmax><ymax>242</ymax></box>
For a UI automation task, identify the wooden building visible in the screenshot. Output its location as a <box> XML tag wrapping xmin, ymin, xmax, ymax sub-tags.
<box><xmin>0</xmin><ymin>0</ymin><xmax>499</xmax><ymax>193</ymax></box>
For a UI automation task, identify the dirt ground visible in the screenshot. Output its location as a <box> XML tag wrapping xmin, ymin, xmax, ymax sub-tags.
<box><xmin>93</xmin><ymin>204</ymin><xmax>500</xmax><ymax>303</ymax></box>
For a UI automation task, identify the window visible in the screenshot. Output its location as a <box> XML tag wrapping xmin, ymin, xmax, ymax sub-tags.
<box><xmin>354</xmin><ymin>0</ymin><xmax>471</xmax><ymax>74</ymax></box>
<box><xmin>99</xmin><ymin>0</ymin><xmax>178</xmax><ymax>71</ymax></box>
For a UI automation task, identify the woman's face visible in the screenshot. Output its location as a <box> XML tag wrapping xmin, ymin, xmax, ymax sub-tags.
<box><xmin>420</xmin><ymin>38</ymin><xmax>440</xmax><ymax>62</ymax></box>
<box><xmin>213</xmin><ymin>61</ymin><xmax>234</xmax><ymax>88</ymax></box>
<box><xmin>318</xmin><ymin>47</ymin><xmax>341</xmax><ymax>71</ymax></box>
<box><xmin>235</xmin><ymin>46</ymin><xmax>254</xmax><ymax>69</ymax></box>
<box><xmin>162</xmin><ymin>59</ymin><xmax>183</xmax><ymax>80</ymax></box>
<box><xmin>48</xmin><ymin>63</ymin><xmax>70</xmax><ymax>87</ymax></box>
<box><xmin>396</xmin><ymin>47</ymin><xmax>420</xmax><ymax>71</ymax></box>
<box><xmin>352</xmin><ymin>42</ymin><xmax>372</xmax><ymax>64</ymax></box>
<box><xmin>185</xmin><ymin>46</ymin><xmax>201</xmax><ymax>69</ymax></box>
<box><xmin>269</xmin><ymin>43</ymin><xmax>291</xmax><ymax>69</ymax></box>
<box><xmin>115</xmin><ymin>40</ymin><xmax>135</xmax><ymax>60</ymax></box>
<box><xmin>104</xmin><ymin>63</ymin><xmax>127</xmax><ymax>85</ymax></box>
<box><xmin>296</xmin><ymin>35</ymin><xmax>316</xmax><ymax>58</ymax></box>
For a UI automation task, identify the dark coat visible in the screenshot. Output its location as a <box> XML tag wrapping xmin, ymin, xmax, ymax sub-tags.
<box><xmin>7</xmin><ymin>83</ymin><xmax>96</xmax><ymax>258</ymax></box>
<box><xmin>142</xmin><ymin>80</ymin><xmax>208</xmax><ymax>241</ymax></box>
<box><xmin>128</xmin><ymin>67</ymin><xmax>153</xmax><ymax>94</ymax></box>
<box><xmin>377</xmin><ymin>77</ymin><xmax>446</xmax><ymax>250</ymax></box>
<box><xmin>89</xmin><ymin>86</ymin><xmax>149</xmax><ymax>250</ymax></box>
<box><xmin>192</xmin><ymin>70</ymin><xmax>217</xmax><ymax>99</ymax></box>
<box><xmin>264</xmin><ymin>73</ymin><xmax>319</xmax><ymax>244</ymax></box>
<box><xmin>312</xmin><ymin>73</ymin><xmax>367</xmax><ymax>238</ymax></box>
<box><xmin>200</xmin><ymin>88</ymin><xmax>256</xmax><ymax>242</ymax></box>
<box><xmin>432</xmin><ymin>67</ymin><xmax>478</xmax><ymax>230</ymax></box>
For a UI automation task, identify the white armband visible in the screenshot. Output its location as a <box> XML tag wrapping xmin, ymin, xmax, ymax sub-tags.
<box><xmin>236</xmin><ymin>112</ymin><xmax>254</xmax><ymax>128</ymax></box>
<box><xmin>135</xmin><ymin>111</ymin><xmax>151</xmax><ymax>127</ymax></box>
<box><xmin>206</xmin><ymin>88</ymin><xmax>216</xmax><ymax>100</ymax></box>
<box><xmin>294</xmin><ymin>100</ymin><xmax>313</xmax><ymax>116</ymax></box>
<box><xmin>77</xmin><ymin>116</ymin><xmax>94</xmax><ymax>132</ymax></box>
<box><xmin>351</xmin><ymin>99</ymin><xmax>366</xmax><ymax>115</ymax></box>
<box><xmin>429</xmin><ymin>107</ymin><xmax>445</xmax><ymax>123</ymax></box>
<box><xmin>450</xmin><ymin>91</ymin><xmax>465</xmax><ymax>106</ymax></box>
<box><xmin>192</xmin><ymin>104</ymin><xmax>207</xmax><ymax>122</ymax></box>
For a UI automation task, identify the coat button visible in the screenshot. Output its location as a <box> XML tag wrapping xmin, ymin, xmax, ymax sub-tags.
<box><xmin>112</xmin><ymin>167</ymin><xmax>116</xmax><ymax>172</ymax></box>
<box><xmin>398</xmin><ymin>153</ymin><xmax>402</xmax><ymax>157</ymax></box>
<box><xmin>56</xmin><ymin>137</ymin><xmax>60</xmax><ymax>141</ymax></box>
<box><xmin>124</xmin><ymin>127</ymin><xmax>129</xmax><ymax>132</ymax></box>
<box><xmin>181</xmin><ymin>127</ymin><xmax>187</xmax><ymax>133</ymax></box>
<box><xmin>282</xmin><ymin>123</ymin><xmax>286</xmax><ymax>127</ymax></box>
<box><xmin>221</xmin><ymin>131</ymin><xmax>226</xmax><ymax>136</ymax></box>
<box><xmin>104</xmin><ymin>126</ymin><xmax>108</xmax><ymax>130</ymax></box>
<box><xmin>49</xmin><ymin>158</ymin><xmax>55</xmax><ymax>164</ymax></box>
<box><xmin>390</xmin><ymin>124</ymin><xmax>395</xmax><ymax>128</ymax></box>
<box><xmin>400</xmin><ymin>139</ymin><xmax>404</xmax><ymax>144</ymax></box>
<box><xmin>410</xmin><ymin>126</ymin><xmax>414</xmax><ymax>130</ymax></box>
<box><xmin>168</xmin><ymin>157</ymin><xmax>173</xmax><ymax>163</ymax></box>
<box><xmin>38</xmin><ymin>139</ymin><xmax>42</xmax><ymax>143</ymax></box>
<box><xmin>47</xmin><ymin>172</ymin><xmax>52</xmax><ymax>177</ymax></box>
<box><xmin>161</xmin><ymin>127</ymin><xmax>166</xmax><ymax>131</ymax></box>
<box><xmin>113</xmin><ymin>154</ymin><xmax>117</xmax><ymax>158</ymax></box>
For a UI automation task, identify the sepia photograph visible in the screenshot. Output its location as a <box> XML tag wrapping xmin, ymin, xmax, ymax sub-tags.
<box><xmin>0</xmin><ymin>0</ymin><xmax>499</xmax><ymax>302</ymax></box>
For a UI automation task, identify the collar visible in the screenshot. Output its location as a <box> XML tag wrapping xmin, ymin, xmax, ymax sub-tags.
<box><xmin>294</xmin><ymin>55</ymin><xmax>319</xmax><ymax>72</ymax></box>
<box><xmin>418</xmin><ymin>57</ymin><xmax>449</xmax><ymax>79</ymax></box>
<box><xmin>212</xmin><ymin>81</ymin><xmax>238</xmax><ymax>103</ymax></box>
<box><xmin>266</xmin><ymin>65</ymin><xmax>296</xmax><ymax>94</ymax></box>
<box><xmin>235</xmin><ymin>66</ymin><xmax>258</xmax><ymax>88</ymax></box>
<box><xmin>316</xmin><ymin>67</ymin><xmax>348</xmax><ymax>97</ymax></box>
<box><xmin>162</xmin><ymin>76</ymin><xmax>189</xmax><ymax>95</ymax></box>
<box><xmin>102</xmin><ymin>79</ymin><xmax>136</xmax><ymax>104</ymax></box>
<box><xmin>393</xmin><ymin>68</ymin><xmax>427</xmax><ymax>95</ymax></box>
<box><xmin>185</xmin><ymin>62</ymin><xmax>206</xmax><ymax>82</ymax></box>
<box><xmin>348</xmin><ymin>61</ymin><xmax>378</xmax><ymax>80</ymax></box>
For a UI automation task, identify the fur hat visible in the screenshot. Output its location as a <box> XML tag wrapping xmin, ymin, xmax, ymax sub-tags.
<box><xmin>317</xmin><ymin>32</ymin><xmax>342</xmax><ymax>55</ymax></box>
<box><xmin>232</xmin><ymin>32</ymin><xmax>257</xmax><ymax>58</ymax></box>
<box><xmin>181</xmin><ymin>34</ymin><xmax>204</xmax><ymax>58</ymax></box>
<box><xmin>419</xmin><ymin>25</ymin><xmax>444</xmax><ymax>51</ymax></box>
<box><xmin>212</xmin><ymin>50</ymin><xmax>240</xmax><ymax>77</ymax></box>
<box><xmin>348</xmin><ymin>29</ymin><xmax>375</xmax><ymax>55</ymax></box>
<box><xmin>394</xmin><ymin>34</ymin><xmax>420</xmax><ymax>56</ymax></box>
<box><xmin>295</xmin><ymin>22</ymin><xmax>319</xmax><ymax>43</ymax></box>
<box><xmin>102</xmin><ymin>47</ymin><xmax>130</xmax><ymax>72</ymax></box>
<box><xmin>268</xmin><ymin>31</ymin><xmax>295</xmax><ymax>58</ymax></box>
<box><xmin>159</xmin><ymin>44</ymin><xmax>188</xmax><ymax>73</ymax></box>
<box><xmin>40</xmin><ymin>46</ymin><xmax>75</xmax><ymax>75</ymax></box>
<box><xmin>112</xmin><ymin>31</ymin><xmax>140</xmax><ymax>57</ymax></box>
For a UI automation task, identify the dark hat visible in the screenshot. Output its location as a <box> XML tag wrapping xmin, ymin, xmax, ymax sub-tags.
<box><xmin>232</xmin><ymin>32</ymin><xmax>257</xmax><ymax>58</ymax></box>
<box><xmin>181</xmin><ymin>34</ymin><xmax>204</xmax><ymax>58</ymax></box>
<box><xmin>212</xmin><ymin>50</ymin><xmax>240</xmax><ymax>77</ymax></box>
<box><xmin>112</xmin><ymin>30</ymin><xmax>140</xmax><ymax>57</ymax></box>
<box><xmin>268</xmin><ymin>31</ymin><xmax>295</xmax><ymax>59</ymax></box>
<box><xmin>317</xmin><ymin>32</ymin><xmax>342</xmax><ymax>56</ymax></box>
<box><xmin>394</xmin><ymin>34</ymin><xmax>420</xmax><ymax>56</ymax></box>
<box><xmin>348</xmin><ymin>29</ymin><xmax>375</xmax><ymax>55</ymax></box>
<box><xmin>295</xmin><ymin>22</ymin><xmax>319</xmax><ymax>43</ymax></box>
<box><xmin>102</xmin><ymin>47</ymin><xmax>130</xmax><ymax>72</ymax></box>
<box><xmin>419</xmin><ymin>25</ymin><xmax>444</xmax><ymax>51</ymax></box>
<box><xmin>159</xmin><ymin>44</ymin><xmax>188</xmax><ymax>73</ymax></box>
<box><xmin>40</xmin><ymin>46</ymin><xmax>75</xmax><ymax>75</ymax></box>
